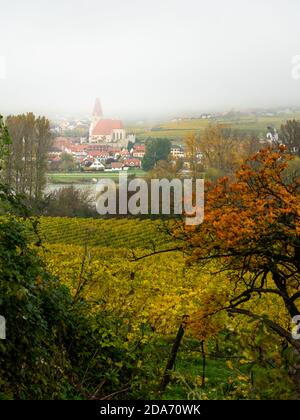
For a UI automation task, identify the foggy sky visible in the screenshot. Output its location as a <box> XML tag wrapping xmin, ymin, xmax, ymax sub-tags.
<box><xmin>0</xmin><ymin>0</ymin><xmax>300</xmax><ymax>120</ymax></box>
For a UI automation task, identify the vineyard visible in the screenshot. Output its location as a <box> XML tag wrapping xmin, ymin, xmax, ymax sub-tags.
<box><xmin>4</xmin><ymin>145</ymin><xmax>299</xmax><ymax>400</ymax></box>
<box><xmin>127</xmin><ymin>113</ymin><xmax>300</xmax><ymax>141</ymax></box>
<box><xmin>1</xmin><ymin>0</ymin><xmax>300</xmax><ymax>402</ymax></box>
<box><xmin>32</xmin><ymin>217</ymin><xmax>293</xmax><ymax>400</ymax></box>
<box><xmin>28</xmin><ymin>216</ymin><xmax>174</xmax><ymax>249</ymax></box>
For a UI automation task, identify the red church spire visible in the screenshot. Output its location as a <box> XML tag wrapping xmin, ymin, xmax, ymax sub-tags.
<box><xmin>92</xmin><ymin>98</ymin><xmax>103</xmax><ymax>118</ymax></box>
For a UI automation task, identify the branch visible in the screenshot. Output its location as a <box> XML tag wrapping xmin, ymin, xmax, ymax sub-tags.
<box><xmin>291</xmin><ymin>291</ymin><xmax>300</xmax><ymax>302</ymax></box>
<box><xmin>130</xmin><ymin>246</ymin><xmax>184</xmax><ymax>261</ymax></box>
<box><xmin>228</xmin><ymin>308</ymin><xmax>300</xmax><ymax>351</ymax></box>
<box><xmin>230</xmin><ymin>287</ymin><xmax>287</xmax><ymax>304</ymax></box>
<box><xmin>99</xmin><ymin>387</ymin><xmax>130</xmax><ymax>400</ymax></box>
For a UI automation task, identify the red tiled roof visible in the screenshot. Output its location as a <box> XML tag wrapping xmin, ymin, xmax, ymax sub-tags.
<box><xmin>123</xmin><ymin>158</ymin><xmax>141</xmax><ymax>167</ymax></box>
<box><xmin>53</xmin><ymin>137</ymin><xmax>72</xmax><ymax>148</ymax></box>
<box><xmin>134</xmin><ymin>145</ymin><xmax>145</xmax><ymax>151</ymax></box>
<box><xmin>92</xmin><ymin>119</ymin><xmax>124</xmax><ymax>136</ymax></box>
<box><xmin>88</xmin><ymin>151</ymin><xmax>110</xmax><ymax>158</ymax></box>
<box><xmin>69</xmin><ymin>144</ymin><xmax>87</xmax><ymax>152</ymax></box>
<box><xmin>111</xmin><ymin>162</ymin><xmax>123</xmax><ymax>169</ymax></box>
<box><xmin>86</xmin><ymin>144</ymin><xmax>110</xmax><ymax>151</ymax></box>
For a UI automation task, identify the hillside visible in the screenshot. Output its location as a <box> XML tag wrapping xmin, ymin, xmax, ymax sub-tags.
<box><xmin>28</xmin><ymin>216</ymin><xmax>174</xmax><ymax>250</ymax></box>
<box><xmin>126</xmin><ymin>113</ymin><xmax>300</xmax><ymax>141</ymax></box>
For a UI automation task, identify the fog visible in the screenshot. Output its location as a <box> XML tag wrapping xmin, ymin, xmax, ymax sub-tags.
<box><xmin>0</xmin><ymin>0</ymin><xmax>300</xmax><ymax>119</ymax></box>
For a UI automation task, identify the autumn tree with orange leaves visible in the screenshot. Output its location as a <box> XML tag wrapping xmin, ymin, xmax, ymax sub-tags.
<box><xmin>172</xmin><ymin>145</ymin><xmax>300</xmax><ymax>350</ymax></box>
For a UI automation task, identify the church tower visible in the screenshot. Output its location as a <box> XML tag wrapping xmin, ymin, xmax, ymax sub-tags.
<box><xmin>93</xmin><ymin>97</ymin><xmax>103</xmax><ymax>119</ymax></box>
<box><xmin>89</xmin><ymin>98</ymin><xmax>103</xmax><ymax>138</ymax></box>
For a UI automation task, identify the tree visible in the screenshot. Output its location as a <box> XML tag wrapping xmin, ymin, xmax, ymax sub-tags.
<box><xmin>199</xmin><ymin>124</ymin><xmax>243</xmax><ymax>175</ymax></box>
<box><xmin>42</xmin><ymin>186</ymin><xmax>96</xmax><ymax>217</ymax></box>
<box><xmin>127</xmin><ymin>139</ymin><xmax>135</xmax><ymax>152</ymax></box>
<box><xmin>3</xmin><ymin>113</ymin><xmax>52</xmax><ymax>200</ymax></box>
<box><xmin>59</xmin><ymin>152</ymin><xmax>77</xmax><ymax>172</ymax></box>
<box><xmin>0</xmin><ymin>115</ymin><xmax>11</xmax><ymax>172</ymax></box>
<box><xmin>184</xmin><ymin>133</ymin><xmax>203</xmax><ymax>178</ymax></box>
<box><xmin>147</xmin><ymin>159</ymin><xmax>183</xmax><ymax>180</ymax></box>
<box><xmin>34</xmin><ymin>116</ymin><xmax>53</xmax><ymax>198</ymax></box>
<box><xmin>280</xmin><ymin>119</ymin><xmax>300</xmax><ymax>157</ymax></box>
<box><xmin>172</xmin><ymin>146</ymin><xmax>300</xmax><ymax>350</ymax></box>
<box><xmin>142</xmin><ymin>138</ymin><xmax>171</xmax><ymax>171</ymax></box>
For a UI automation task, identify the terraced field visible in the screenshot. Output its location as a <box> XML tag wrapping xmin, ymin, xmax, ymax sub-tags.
<box><xmin>127</xmin><ymin>113</ymin><xmax>300</xmax><ymax>141</ymax></box>
<box><xmin>29</xmin><ymin>216</ymin><xmax>174</xmax><ymax>249</ymax></box>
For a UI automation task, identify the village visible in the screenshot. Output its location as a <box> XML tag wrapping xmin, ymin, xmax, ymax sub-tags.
<box><xmin>47</xmin><ymin>98</ymin><xmax>205</xmax><ymax>175</ymax></box>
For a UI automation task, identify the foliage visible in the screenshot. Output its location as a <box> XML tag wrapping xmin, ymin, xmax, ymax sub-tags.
<box><xmin>59</xmin><ymin>152</ymin><xmax>78</xmax><ymax>172</ymax></box>
<box><xmin>0</xmin><ymin>188</ymin><xmax>155</xmax><ymax>399</ymax></box>
<box><xmin>0</xmin><ymin>115</ymin><xmax>11</xmax><ymax>172</ymax></box>
<box><xmin>25</xmin><ymin>216</ymin><xmax>173</xmax><ymax>249</ymax></box>
<box><xmin>147</xmin><ymin>159</ymin><xmax>184</xmax><ymax>180</ymax></box>
<box><xmin>199</xmin><ymin>124</ymin><xmax>244</xmax><ymax>174</ymax></box>
<box><xmin>142</xmin><ymin>138</ymin><xmax>171</xmax><ymax>171</ymax></box>
<box><xmin>40</xmin><ymin>186</ymin><xmax>97</xmax><ymax>217</ymax></box>
<box><xmin>3</xmin><ymin>113</ymin><xmax>52</xmax><ymax>199</ymax></box>
<box><xmin>184</xmin><ymin>133</ymin><xmax>203</xmax><ymax>178</ymax></box>
<box><xmin>172</xmin><ymin>146</ymin><xmax>300</xmax><ymax>352</ymax></box>
<box><xmin>1</xmin><ymin>109</ymin><xmax>299</xmax><ymax>399</ymax></box>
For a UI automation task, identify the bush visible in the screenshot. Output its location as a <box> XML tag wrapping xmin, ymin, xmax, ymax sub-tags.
<box><xmin>0</xmin><ymin>186</ymin><xmax>148</xmax><ymax>399</ymax></box>
<box><xmin>39</xmin><ymin>186</ymin><xmax>97</xmax><ymax>218</ymax></box>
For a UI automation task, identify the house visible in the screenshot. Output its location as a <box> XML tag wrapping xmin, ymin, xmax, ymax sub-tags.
<box><xmin>110</xmin><ymin>162</ymin><xmax>124</xmax><ymax>171</ymax></box>
<box><xmin>266</xmin><ymin>127</ymin><xmax>279</xmax><ymax>144</ymax></box>
<box><xmin>132</xmin><ymin>145</ymin><xmax>145</xmax><ymax>158</ymax></box>
<box><xmin>123</xmin><ymin>158</ymin><xmax>141</xmax><ymax>168</ymax></box>
<box><xmin>170</xmin><ymin>146</ymin><xmax>185</xmax><ymax>158</ymax></box>
<box><xmin>86</xmin><ymin>159</ymin><xmax>105</xmax><ymax>171</ymax></box>
<box><xmin>86</xmin><ymin>143</ymin><xmax>110</xmax><ymax>152</ymax></box>
<box><xmin>110</xmin><ymin>148</ymin><xmax>122</xmax><ymax>159</ymax></box>
<box><xmin>120</xmin><ymin>149</ymin><xmax>131</xmax><ymax>158</ymax></box>
<box><xmin>88</xmin><ymin>151</ymin><xmax>110</xmax><ymax>161</ymax></box>
<box><xmin>52</xmin><ymin>137</ymin><xmax>73</xmax><ymax>151</ymax></box>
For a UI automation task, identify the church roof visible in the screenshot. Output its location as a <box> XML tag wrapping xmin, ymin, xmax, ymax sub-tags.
<box><xmin>92</xmin><ymin>119</ymin><xmax>124</xmax><ymax>136</ymax></box>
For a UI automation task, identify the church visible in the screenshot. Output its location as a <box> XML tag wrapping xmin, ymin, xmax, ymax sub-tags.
<box><xmin>89</xmin><ymin>98</ymin><xmax>133</xmax><ymax>148</ymax></box>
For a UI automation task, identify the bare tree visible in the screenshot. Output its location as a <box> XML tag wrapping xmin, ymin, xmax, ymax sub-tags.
<box><xmin>3</xmin><ymin>113</ymin><xmax>52</xmax><ymax>199</ymax></box>
<box><xmin>280</xmin><ymin>119</ymin><xmax>300</xmax><ymax>157</ymax></box>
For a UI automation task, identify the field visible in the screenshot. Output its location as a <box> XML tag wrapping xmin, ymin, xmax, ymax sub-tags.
<box><xmin>27</xmin><ymin>216</ymin><xmax>232</xmax><ymax>399</ymax></box>
<box><xmin>23</xmin><ymin>215</ymin><xmax>288</xmax><ymax>400</ymax></box>
<box><xmin>126</xmin><ymin>113</ymin><xmax>300</xmax><ymax>142</ymax></box>
<box><xmin>47</xmin><ymin>169</ymin><xmax>146</xmax><ymax>184</ymax></box>
<box><xmin>30</xmin><ymin>216</ymin><xmax>173</xmax><ymax>249</ymax></box>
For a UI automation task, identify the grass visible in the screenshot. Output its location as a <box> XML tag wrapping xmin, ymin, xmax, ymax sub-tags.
<box><xmin>162</xmin><ymin>339</ymin><xmax>251</xmax><ymax>400</ymax></box>
<box><xmin>148</xmin><ymin>337</ymin><xmax>240</xmax><ymax>400</ymax></box>
<box><xmin>164</xmin><ymin>354</ymin><xmax>233</xmax><ymax>400</ymax></box>
<box><xmin>47</xmin><ymin>169</ymin><xmax>146</xmax><ymax>184</ymax></box>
